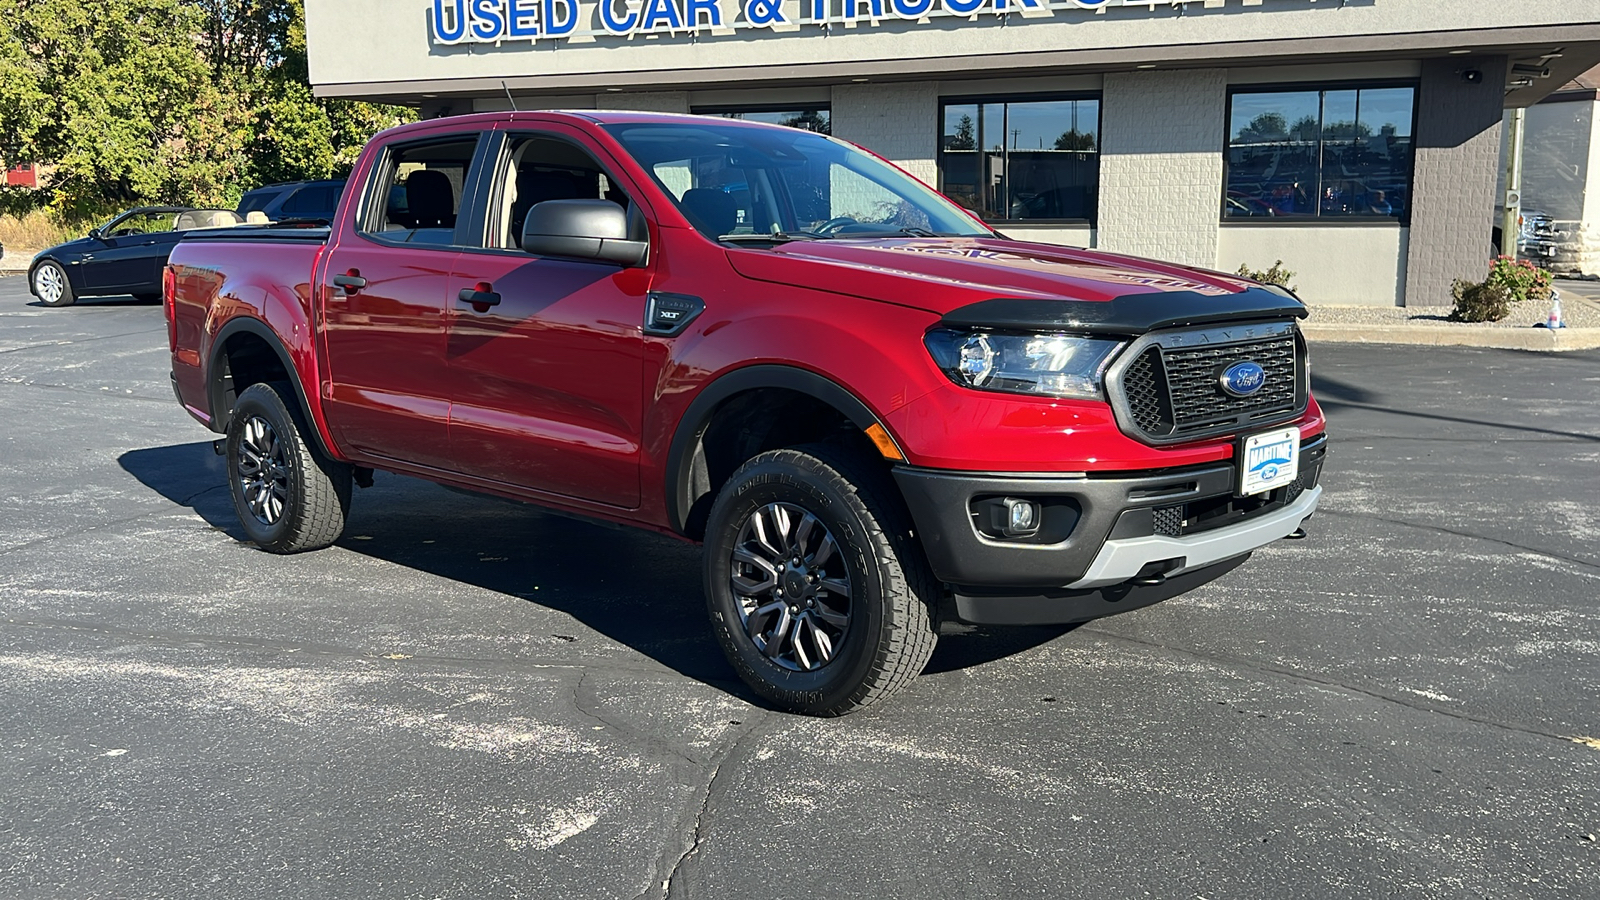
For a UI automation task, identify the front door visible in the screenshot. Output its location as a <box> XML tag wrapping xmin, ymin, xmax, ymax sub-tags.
<box><xmin>83</xmin><ymin>210</ymin><xmax>177</xmax><ymax>292</ymax></box>
<box><xmin>444</xmin><ymin>129</ymin><xmax>651</xmax><ymax>509</ymax></box>
<box><xmin>319</xmin><ymin>133</ymin><xmax>484</xmax><ymax>470</ymax></box>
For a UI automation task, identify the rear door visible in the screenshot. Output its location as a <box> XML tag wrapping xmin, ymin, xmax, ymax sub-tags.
<box><xmin>319</xmin><ymin>132</ymin><xmax>487</xmax><ymax>470</ymax></box>
<box><xmin>442</xmin><ymin>126</ymin><xmax>652</xmax><ymax>508</ymax></box>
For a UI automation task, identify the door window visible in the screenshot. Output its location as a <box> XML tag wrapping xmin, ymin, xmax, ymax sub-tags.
<box><xmin>105</xmin><ymin>211</ymin><xmax>178</xmax><ymax>237</ymax></box>
<box><xmin>363</xmin><ymin>138</ymin><xmax>479</xmax><ymax>245</ymax></box>
<box><xmin>496</xmin><ymin>135</ymin><xmax>631</xmax><ymax>250</ymax></box>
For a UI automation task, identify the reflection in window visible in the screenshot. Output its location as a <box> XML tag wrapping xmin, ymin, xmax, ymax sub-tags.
<box><xmin>696</xmin><ymin>107</ymin><xmax>832</xmax><ymax>134</ymax></box>
<box><xmin>938</xmin><ymin>97</ymin><xmax>1100</xmax><ymax>222</ymax></box>
<box><xmin>1225</xmin><ymin>85</ymin><xmax>1416</xmax><ymax>220</ymax></box>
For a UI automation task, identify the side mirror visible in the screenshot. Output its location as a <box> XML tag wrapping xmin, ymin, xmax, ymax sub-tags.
<box><xmin>521</xmin><ymin>199</ymin><xmax>647</xmax><ymax>267</ymax></box>
<box><xmin>88</xmin><ymin>228</ymin><xmax>104</xmax><ymax>241</ymax></box>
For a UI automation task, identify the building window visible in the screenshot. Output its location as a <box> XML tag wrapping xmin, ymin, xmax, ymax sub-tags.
<box><xmin>1225</xmin><ymin>84</ymin><xmax>1417</xmax><ymax>221</ymax></box>
<box><xmin>938</xmin><ymin>96</ymin><xmax>1100</xmax><ymax>223</ymax></box>
<box><xmin>693</xmin><ymin>106</ymin><xmax>831</xmax><ymax>134</ymax></box>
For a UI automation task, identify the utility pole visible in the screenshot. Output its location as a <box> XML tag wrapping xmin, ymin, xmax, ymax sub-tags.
<box><xmin>1501</xmin><ymin>107</ymin><xmax>1526</xmax><ymax>259</ymax></box>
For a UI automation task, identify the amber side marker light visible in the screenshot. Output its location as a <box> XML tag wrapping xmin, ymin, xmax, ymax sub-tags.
<box><xmin>864</xmin><ymin>423</ymin><xmax>904</xmax><ymax>461</ymax></box>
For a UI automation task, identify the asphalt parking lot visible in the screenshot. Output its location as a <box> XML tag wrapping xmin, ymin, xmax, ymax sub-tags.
<box><xmin>1</xmin><ymin>277</ymin><xmax>1597</xmax><ymax>899</ymax></box>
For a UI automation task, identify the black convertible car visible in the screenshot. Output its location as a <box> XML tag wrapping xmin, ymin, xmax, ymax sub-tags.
<box><xmin>28</xmin><ymin>206</ymin><xmax>241</xmax><ymax>307</ymax></box>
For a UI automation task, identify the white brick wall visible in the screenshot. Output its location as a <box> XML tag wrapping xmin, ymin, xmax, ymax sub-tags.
<box><xmin>593</xmin><ymin>91</ymin><xmax>690</xmax><ymax>113</ymax></box>
<box><xmin>830</xmin><ymin>83</ymin><xmax>939</xmax><ymax>186</ymax></box>
<box><xmin>1098</xmin><ymin>69</ymin><xmax>1227</xmax><ymax>268</ymax></box>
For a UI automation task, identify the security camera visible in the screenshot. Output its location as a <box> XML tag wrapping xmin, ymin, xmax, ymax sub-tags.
<box><xmin>1461</xmin><ymin>69</ymin><xmax>1484</xmax><ymax>84</ymax></box>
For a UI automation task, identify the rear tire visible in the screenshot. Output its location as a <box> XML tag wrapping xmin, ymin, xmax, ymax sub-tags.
<box><xmin>132</xmin><ymin>292</ymin><xmax>161</xmax><ymax>304</ymax></box>
<box><xmin>703</xmin><ymin>442</ymin><xmax>938</xmax><ymax>716</ymax></box>
<box><xmin>226</xmin><ymin>382</ymin><xmax>351</xmax><ymax>553</ymax></box>
<box><xmin>32</xmin><ymin>260</ymin><xmax>74</xmax><ymax>307</ymax></box>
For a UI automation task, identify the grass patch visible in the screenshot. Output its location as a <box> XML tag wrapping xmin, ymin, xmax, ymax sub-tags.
<box><xmin>0</xmin><ymin>210</ymin><xmax>91</xmax><ymax>255</ymax></box>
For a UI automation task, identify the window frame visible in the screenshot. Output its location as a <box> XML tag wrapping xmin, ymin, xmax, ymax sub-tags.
<box><xmin>1221</xmin><ymin>79</ymin><xmax>1421</xmax><ymax>227</ymax></box>
<box><xmin>936</xmin><ymin>91</ymin><xmax>1103</xmax><ymax>227</ymax></box>
<box><xmin>355</xmin><ymin>132</ymin><xmax>490</xmax><ymax>249</ymax></box>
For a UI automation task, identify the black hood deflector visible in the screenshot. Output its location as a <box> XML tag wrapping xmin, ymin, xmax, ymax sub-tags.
<box><xmin>940</xmin><ymin>288</ymin><xmax>1307</xmax><ymax>335</ymax></box>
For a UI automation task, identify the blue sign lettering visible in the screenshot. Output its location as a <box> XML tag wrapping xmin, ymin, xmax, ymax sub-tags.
<box><xmin>470</xmin><ymin>0</ymin><xmax>505</xmax><ymax>39</ymax></box>
<box><xmin>599</xmin><ymin>0</ymin><xmax>639</xmax><ymax>34</ymax></box>
<box><xmin>544</xmin><ymin>0</ymin><xmax>578</xmax><ymax>35</ymax></box>
<box><xmin>432</xmin><ymin>0</ymin><xmax>468</xmax><ymax>43</ymax></box>
<box><xmin>686</xmin><ymin>0</ymin><xmax>722</xmax><ymax>28</ymax></box>
<box><xmin>641</xmin><ymin>0</ymin><xmax>684</xmax><ymax>30</ymax></box>
<box><xmin>425</xmin><ymin>0</ymin><xmax>1234</xmax><ymax>46</ymax></box>
<box><xmin>508</xmin><ymin>0</ymin><xmax>539</xmax><ymax>37</ymax></box>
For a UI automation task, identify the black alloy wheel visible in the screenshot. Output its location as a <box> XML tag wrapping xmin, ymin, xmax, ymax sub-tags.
<box><xmin>703</xmin><ymin>442</ymin><xmax>938</xmax><ymax>716</ymax></box>
<box><xmin>225</xmin><ymin>382</ymin><xmax>352</xmax><ymax>553</ymax></box>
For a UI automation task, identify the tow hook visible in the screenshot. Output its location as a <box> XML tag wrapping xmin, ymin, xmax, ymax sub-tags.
<box><xmin>212</xmin><ymin>439</ymin><xmax>225</xmax><ymax>456</ymax></box>
<box><xmin>1285</xmin><ymin>527</ymin><xmax>1308</xmax><ymax>540</ymax></box>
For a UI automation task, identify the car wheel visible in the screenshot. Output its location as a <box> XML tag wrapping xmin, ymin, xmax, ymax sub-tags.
<box><xmin>226</xmin><ymin>381</ymin><xmax>352</xmax><ymax>553</ymax></box>
<box><xmin>32</xmin><ymin>260</ymin><xmax>74</xmax><ymax>307</ymax></box>
<box><xmin>132</xmin><ymin>293</ymin><xmax>161</xmax><ymax>304</ymax></box>
<box><xmin>703</xmin><ymin>442</ymin><xmax>938</xmax><ymax>716</ymax></box>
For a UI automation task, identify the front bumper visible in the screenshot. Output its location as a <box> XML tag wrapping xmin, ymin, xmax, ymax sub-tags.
<box><xmin>893</xmin><ymin>434</ymin><xmax>1325</xmax><ymax>624</ymax></box>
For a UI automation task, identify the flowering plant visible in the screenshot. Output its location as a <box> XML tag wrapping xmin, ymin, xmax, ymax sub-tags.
<box><xmin>1484</xmin><ymin>256</ymin><xmax>1553</xmax><ymax>303</ymax></box>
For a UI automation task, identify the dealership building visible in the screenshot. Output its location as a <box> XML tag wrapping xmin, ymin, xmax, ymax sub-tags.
<box><xmin>304</xmin><ymin>0</ymin><xmax>1600</xmax><ymax>306</ymax></box>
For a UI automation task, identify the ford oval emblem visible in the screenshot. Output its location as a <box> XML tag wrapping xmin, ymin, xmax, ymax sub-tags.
<box><xmin>1220</xmin><ymin>361</ymin><xmax>1267</xmax><ymax>397</ymax></box>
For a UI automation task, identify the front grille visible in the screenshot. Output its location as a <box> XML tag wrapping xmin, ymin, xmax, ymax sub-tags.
<box><xmin>1111</xmin><ymin>326</ymin><xmax>1305</xmax><ymax>444</ymax></box>
<box><xmin>1124</xmin><ymin>348</ymin><xmax>1173</xmax><ymax>435</ymax></box>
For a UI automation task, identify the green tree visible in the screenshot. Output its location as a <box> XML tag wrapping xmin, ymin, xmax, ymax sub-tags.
<box><xmin>0</xmin><ymin>0</ymin><xmax>412</xmax><ymax>214</ymax></box>
<box><xmin>0</xmin><ymin>0</ymin><xmax>248</xmax><ymax>214</ymax></box>
<box><xmin>946</xmin><ymin>114</ymin><xmax>975</xmax><ymax>151</ymax></box>
<box><xmin>1054</xmin><ymin>129</ymin><xmax>1096</xmax><ymax>151</ymax></box>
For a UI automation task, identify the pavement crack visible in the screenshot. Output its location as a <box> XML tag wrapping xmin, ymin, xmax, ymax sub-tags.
<box><xmin>1316</xmin><ymin>508</ymin><xmax>1600</xmax><ymax>572</ymax></box>
<box><xmin>1084</xmin><ymin>627</ymin><xmax>1582</xmax><ymax>746</ymax></box>
<box><xmin>0</xmin><ymin>506</ymin><xmax>200</xmax><ymax>558</ymax></box>
<box><xmin>0</xmin><ymin>616</ymin><xmax>728</xmax><ymax>685</ymax></box>
<box><xmin>0</xmin><ymin>378</ymin><xmax>175</xmax><ymax>405</ymax></box>
<box><xmin>570</xmin><ymin>671</ymin><xmax>707</xmax><ymax>768</ymax></box>
<box><xmin>645</xmin><ymin>710</ymin><xmax>772</xmax><ymax>900</ymax></box>
<box><xmin>0</xmin><ymin>327</ymin><xmax>167</xmax><ymax>355</ymax></box>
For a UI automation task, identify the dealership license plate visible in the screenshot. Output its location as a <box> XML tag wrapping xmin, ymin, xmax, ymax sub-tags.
<box><xmin>1238</xmin><ymin>426</ymin><xmax>1300</xmax><ymax>496</ymax></box>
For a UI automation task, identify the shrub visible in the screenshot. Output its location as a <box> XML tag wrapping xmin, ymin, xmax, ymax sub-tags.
<box><xmin>1484</xmin><ymin>256</ymin><xmax>1553</xmax><ymax>303</ymax></box>
<box><xmin>1236</xmin><ymin>260</ymin><xmax>1297</xmax><ymax>292</ymax></box>
<box><xmin>1450</xmin><ymin>278</ymin><xmax>1513</xmax><ymax>323</ymax></box>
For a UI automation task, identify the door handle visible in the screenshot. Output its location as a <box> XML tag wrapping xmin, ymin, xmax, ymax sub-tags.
<box><xmin>458</xmin><ymin>285</ymin><xmax>501</xmax><ymax>310</ymax></box>
<box><xmin>332</xmin><ymin>273</ymin><xmax>366</xmax><ymax>293</ymax></box>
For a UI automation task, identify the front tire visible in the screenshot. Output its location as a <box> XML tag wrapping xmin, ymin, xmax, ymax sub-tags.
<box><xmin>32</xmin><ymin>261</ymin><xmax>74</xmax><ymax>307</ymax></box>
<box><xmin>226</xmin><ymin>382</ymin><xmax>352</xmax><ymax>553</ymax></box>
<box><xmin>703</xmin><ymin>443</ymin><xmax>938</xmax><ymax>716</ymax></box>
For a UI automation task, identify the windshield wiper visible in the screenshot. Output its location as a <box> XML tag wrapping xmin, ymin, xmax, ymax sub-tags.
<box><xmin>717</xmin><ymin>231</ymin><xmax>832</xmax><ymax>245</ymax></box>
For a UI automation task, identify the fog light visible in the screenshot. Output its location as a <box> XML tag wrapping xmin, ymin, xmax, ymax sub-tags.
<box><xmin>1003</xmin><ymin>498</ymin><xmax>1040</xmax><ymax>537</ymax></box>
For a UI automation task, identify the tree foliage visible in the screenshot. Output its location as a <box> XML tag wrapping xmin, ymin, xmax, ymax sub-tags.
<box><xmin>0</xmin><ymin>0</ymin><xmax>412</xmax><ymax>216</ymax></box>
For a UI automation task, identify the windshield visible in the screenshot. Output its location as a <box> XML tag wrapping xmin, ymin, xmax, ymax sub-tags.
<box><xmin>603</xmin><ymin>121</ymin><xmax>991</xmax><ymax>241</ymax></box>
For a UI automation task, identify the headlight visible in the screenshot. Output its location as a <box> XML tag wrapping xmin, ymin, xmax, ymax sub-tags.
<box><xmin>924</xmin><ymin>329</ymin><xmax>1123</xmax><ymax>400</ymax></box>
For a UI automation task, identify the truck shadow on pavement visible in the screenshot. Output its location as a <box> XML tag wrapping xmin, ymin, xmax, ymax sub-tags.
<box><xmin>119</xmin><ymin>441</ymin><xmax>1072</xmax><ymax>696</ymax></box>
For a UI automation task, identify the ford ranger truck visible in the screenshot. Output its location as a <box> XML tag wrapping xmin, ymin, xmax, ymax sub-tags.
<box><xmin>165</xmin><ymin>112</ymin><xmax>1325</xmax><ymax>716</ymax></box>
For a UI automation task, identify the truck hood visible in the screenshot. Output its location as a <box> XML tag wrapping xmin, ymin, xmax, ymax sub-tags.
<box><xmin>726</xmin><ymin>236</ymin><xmax>1306</xmax><ymax>333</ymax></box>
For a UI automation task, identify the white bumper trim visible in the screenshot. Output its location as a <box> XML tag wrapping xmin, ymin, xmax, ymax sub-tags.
<box><xmin>1066</xmin><ymin>486</ymin><xmax>1323</xmax><ymax>589</ymax></box>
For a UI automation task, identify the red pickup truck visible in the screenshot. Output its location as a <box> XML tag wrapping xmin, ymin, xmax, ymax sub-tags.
<box><xmin>165</xmin><ymin>111</ymin><xmax>1325</xmax><ymax>715</ymax></box>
